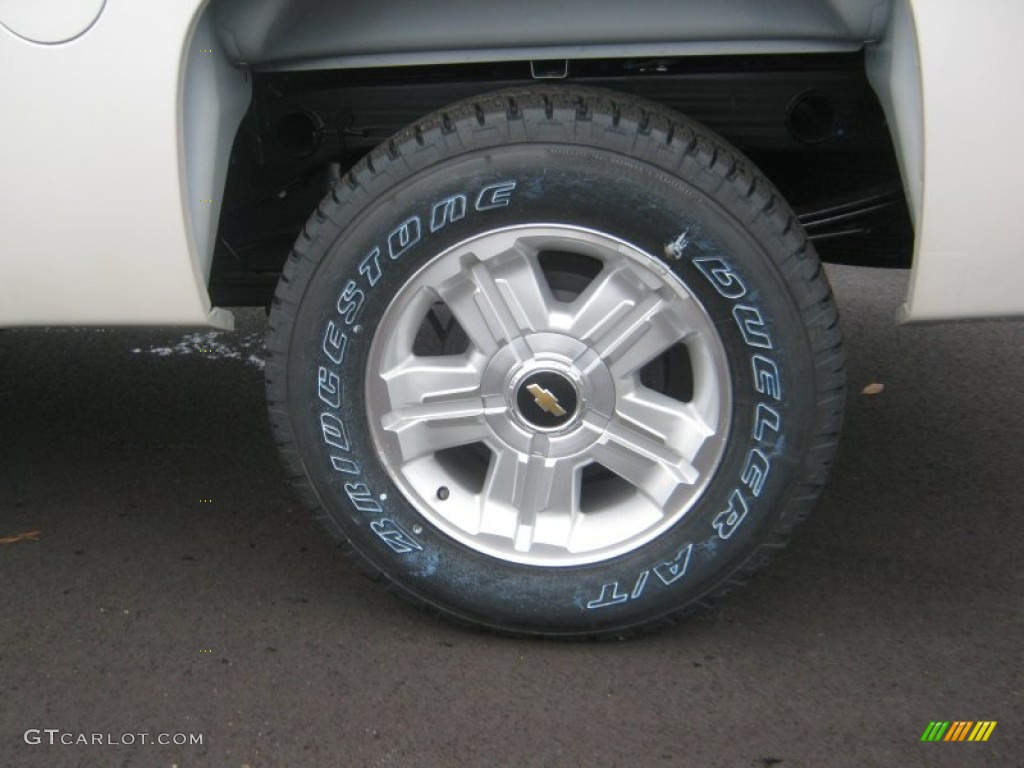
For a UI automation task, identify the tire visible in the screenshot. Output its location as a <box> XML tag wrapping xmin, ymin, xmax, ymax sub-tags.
<box><xmin>266</xmin><ymin>86</ymin><xmax>844</xmax><ymax>638</ymax></box>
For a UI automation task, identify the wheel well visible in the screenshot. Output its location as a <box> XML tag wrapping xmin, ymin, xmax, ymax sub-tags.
<box><xmin>209</xmin><ymin>53</ymin><xmax>911</xmax><ymax>307</ymax></box>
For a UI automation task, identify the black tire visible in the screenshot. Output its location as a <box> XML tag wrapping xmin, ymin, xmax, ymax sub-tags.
<box><xmin>266</xmin><ymin>86</ymin><xmax>844</xmax><ymax>638</ymax></box>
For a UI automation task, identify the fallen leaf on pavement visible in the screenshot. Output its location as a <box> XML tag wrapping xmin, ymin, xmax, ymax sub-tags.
<box><xmin>0</xmin><ymin>530</ymin><xmax>41</xmax><ymax>545</ymax></box>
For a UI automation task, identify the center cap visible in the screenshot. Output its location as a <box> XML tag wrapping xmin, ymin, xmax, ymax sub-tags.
<box><xmin>516</xmin><ymin>370</ymin><xmax>580</xmax><ymax>430</ymax></box>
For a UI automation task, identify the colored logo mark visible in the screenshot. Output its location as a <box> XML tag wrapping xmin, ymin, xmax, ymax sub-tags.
<box><xmin>921</xmin><ymin>721</ymin><xmax>997</xmax><ymax>742</ymax></box>
<box><xmin>526</xmin><ymin>383</ymin><xmax>567</xmax><ymax>417</ymax></box>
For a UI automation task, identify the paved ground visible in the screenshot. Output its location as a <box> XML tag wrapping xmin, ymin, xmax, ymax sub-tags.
<box><xmin>0</xmin><ymin>265</ymin><xmax>1021</xmax><ymax>768</ymax></box>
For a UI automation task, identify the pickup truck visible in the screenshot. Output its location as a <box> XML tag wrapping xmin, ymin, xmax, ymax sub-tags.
<box><xmin>2</xmin><ymin>0</ymin><xmax>1021</xmax><ymax>637</ymax></box>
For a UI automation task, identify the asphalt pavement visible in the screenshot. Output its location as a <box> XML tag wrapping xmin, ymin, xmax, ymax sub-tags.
<box><xmin>0</xmin><ymin>264</ymin><xmax>1021</xmax><ymax>768</ymax></box>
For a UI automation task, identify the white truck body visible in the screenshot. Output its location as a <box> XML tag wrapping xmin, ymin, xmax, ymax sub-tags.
<box><xmin>1</xmin><ymin>0</ymin><xmax>1021</xmax><ymax>328</ymax></box>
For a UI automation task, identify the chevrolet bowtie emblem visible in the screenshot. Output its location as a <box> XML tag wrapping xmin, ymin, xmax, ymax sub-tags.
<box><xmin>526</xmin><ymin>383</ymin><xmax>567</xmax><ymax>417</ymax></box>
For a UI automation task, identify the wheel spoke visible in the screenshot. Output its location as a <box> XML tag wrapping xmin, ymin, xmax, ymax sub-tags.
<box><xmin>381</xmin><ymin>397</ymin><xmax>492</xmax><ymax>462</ymax></box>
<box><xmin>488</xmin><ymin>244</ymin><xmax>553</xmax><ymax>335</ymax></box>
<box><xmin>480</xmin><ymin>447</ymin><xmax>526</xmax><ymax>510</ymax></box>
<box><xmin>436</xmin><ymin>241</ymin><xmax>551</xmax><ymax>356</ymax></box>
<box><xmin>480</xmin><ymin>447</ymin><xmax>580</xmax><ymax>552</ymax></box>
<box><xmin>514</xmin><ymin>452</ymin><xmax>580</xmax><ymax>552</ymax></box>
<box><xmin>616</xmin><ymin>386</ymin><xmax>715</xmax><ymax>463</ymax></box>
<box><xmin>379</xmin><ymin>354</ymin><xmax>485</xmax><ymax>409</ymax></box>
<box><xmin>601</xmin><ymin>294</ymin><xmax>695</xmax><ymax>377</ymax></box>
<box><xmin>566</xmin><ymin>267</ymin><xmax>638</xmax><ymax>341</ymax></box>
<box><xmin>570</xmin><ymin>269</ymin><xmax>695</xmax><ymax>378</ymax></box>
<box><xmin>589</xmin><ymin>419</ymin><xmax>699</xmax><ymax>508</ymax></box>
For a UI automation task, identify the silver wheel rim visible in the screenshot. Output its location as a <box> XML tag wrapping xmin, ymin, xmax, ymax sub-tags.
<box><xmin>366</xmin><ymin>224</ymin><xmax>731</xmax><ymax>567</ymax></box>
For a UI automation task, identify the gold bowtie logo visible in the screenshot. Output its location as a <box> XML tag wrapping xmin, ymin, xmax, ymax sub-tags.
<box><xmin>526</xmin><ymin>383</ymin><xmax>567</xmax><ymax>417</ymax></box>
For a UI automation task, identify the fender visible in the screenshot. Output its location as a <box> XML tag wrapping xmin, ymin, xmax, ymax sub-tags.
<box><xmin>868</xmin><ymin>0</ymin><xmax>1024</xmax><ymax>321</ymax></box>
<box><xmin>0</xmin><ymin>0</ymin><xmax>248</xmax><ymax>328</ymax></box>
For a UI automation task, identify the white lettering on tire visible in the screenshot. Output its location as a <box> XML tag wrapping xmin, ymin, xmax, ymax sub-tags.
<box><xmin>314</xmin><ymin>181</ymin><xmax>517</xmax><ymax>555</ymax></box>
<box><xmin>584</xmin><ymin>247</ymin><xmax>786</xmax><ymax>610</ymax></box>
